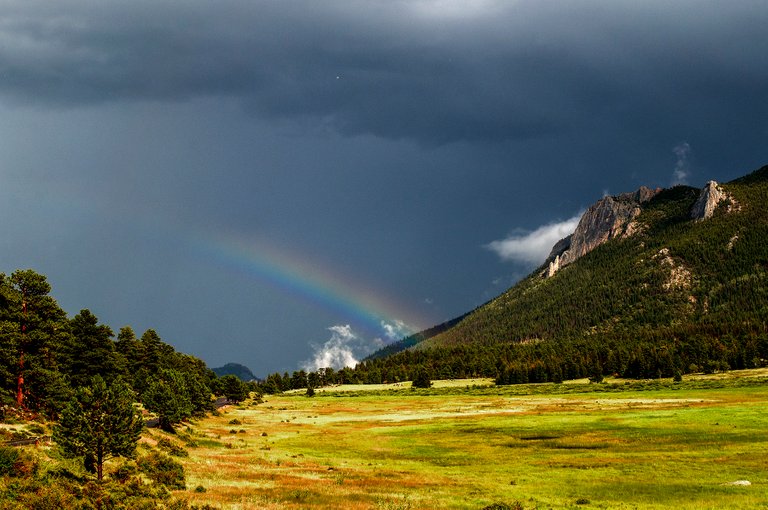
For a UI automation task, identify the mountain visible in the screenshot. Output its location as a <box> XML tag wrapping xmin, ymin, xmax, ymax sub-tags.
<box><xmin>545</xmin><ymin>185</ymin><xmax>661</xmax><ymax>277</ymax></box>
<box><xmin>358</xmin><ymin>165</ymin><xmax>768</xmax><ymax>382</ymax></box>
<box><xmin>211</xmin><ymin>362</ymin><xmax>258</xmax><ymax>381</ymax></box>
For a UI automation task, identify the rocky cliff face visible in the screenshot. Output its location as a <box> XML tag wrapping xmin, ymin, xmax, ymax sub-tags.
<box><xmin>690</xmin><ymin>180</ymin><xmax>735</xmax><ymax>220</ymax></box>
<box><xmin>546</xmin><ymin>186</ymin><xmax>661</xmax><ymax>277</ymax></box>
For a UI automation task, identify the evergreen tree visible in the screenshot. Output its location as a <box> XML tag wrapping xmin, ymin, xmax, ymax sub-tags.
<box><xmin>53</xmin><ymin>376</ymin><xmax>143</xmax><ymax>482</ymax></box>
<box><xmin>139</xmin><ymin>329</ymin><xmax>172</xmax><ymax>374</ymax></box>
<box><xmin>65</xmin><ymin>309</ymin><xmax>120</xmax><ymax>386</ymax></box>
<box><xmin>411</xmin><ymin>367</ymin><xmax>432</xmax><ymax>388</ymax></box>
<box><xmin>0</xmin><ymin>269</ymin><xmax>69</xmax><ymax>410</ymax></box>
<box><xmin>260</xmin><ymin>373</ymin><xmax>285</xmax><ymax>394</ymax></box>
<box><xmin>115</xmin><ymin>326</ymin><xmax>141</xmax><ymax>377</ymax></box>
<box><xmin>142</xmin><ymin>369</ymin><xmax>193</xmax><ymax>432</ymax></box>
<box><xmin>290</xmin><ymin>370</ymin><xmax>308</xmax><ymax>389</ymax></box>
<box><xmin>220</xmin><ymin>374</ymin><xmax>249</xmax><ymax>403</ymax></box>
<box><xmin>185</xmin><ymin>373</ymin><xmax>214</xmax><ymax>415</ymax></box>
<box><xmin>25</xmin><ymin>367</ymin><xmax>72</xmax><ymax>418</ymax></box>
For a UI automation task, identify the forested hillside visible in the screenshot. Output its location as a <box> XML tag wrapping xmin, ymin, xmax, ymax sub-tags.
<box><xmin>427</xmin><ymin>167</ymin><xmax>768</xmax><ymax>347</ymax></box>
<box><xmin>0</xmin><ymin>270</ymin><xmax>251</xmax><ymax>423</ymax></box>
<box><xmin>310</xmin><ymin>165</ymin><xmax>768</xmax><ymax>386</ymax></box>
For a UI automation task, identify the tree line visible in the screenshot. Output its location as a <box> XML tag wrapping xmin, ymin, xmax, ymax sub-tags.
<box><xmin>259</xmin><ymin>317</ymin><xmax>767</xmax><ymax>392</ymax></box>
<box><xmin>0</xmin><ymin>269</ymin><xmax>251</xmax><ymax>431</ymax></box>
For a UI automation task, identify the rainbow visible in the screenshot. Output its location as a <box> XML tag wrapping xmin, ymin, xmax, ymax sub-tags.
<box><xmin>45</xmin><ymin>185</ymin><xmax>426</xmax><ymax>341</ymax></box>
<box><xmin>189</xmin><ymin>229</ymin><xmax>425</xmax><ymax>339</ymax></box>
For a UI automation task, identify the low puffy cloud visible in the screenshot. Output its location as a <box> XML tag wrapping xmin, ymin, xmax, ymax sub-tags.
<box><xmin>380</xmin><ymin>319</ymin><xmax>410</xmax><ymax>340</ymax></box>
<box><xmin>485</xmin><ymin>215</ymin><xmax>581</xmax><ymax>265</ymax></box>
<box><xmin>303</xmin><ymin>318</ymin><xmax>414</xmax><ymax>371</ymax></box>
<box><xmin>303</xmin><ymin>325</ymin><xmax>360</xmax><ymax>372</ymax></box>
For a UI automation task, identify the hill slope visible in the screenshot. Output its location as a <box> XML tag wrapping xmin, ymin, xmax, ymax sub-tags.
<box><xmin>356</xmin><ymin>165</ymin><xmax>768</xmax><ymax>383</ymax></box>
<box><xmin>211</xmin><ymin>362</ymin><xmax>258</xmax><ymax>381</ymax></box>
<box><xmin>423</xmin><ymin>165</ymin><xmax>767</xmax><ymax>349</ymax></box>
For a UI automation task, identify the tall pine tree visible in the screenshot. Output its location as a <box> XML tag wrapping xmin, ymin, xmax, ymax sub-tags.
<box><xmin>0</xmin><ymin>270</ymin><xmax>69</xmax><ymax>409</ymax></box>
<box><xmin>54</xmin><ymin>376</ymin><xmax>143</xmax><ymax>481</ymax></box>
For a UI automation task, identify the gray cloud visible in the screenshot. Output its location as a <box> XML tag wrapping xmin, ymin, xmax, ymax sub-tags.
<box><xmin>2</xmin><ymin>1</ymin><xmax>767</xmax><ymax>146</ymax></box>
<box><xmin>2</xmin><ymin>1</ymin><xmax>768</xmax><ymax>375</ymax></box>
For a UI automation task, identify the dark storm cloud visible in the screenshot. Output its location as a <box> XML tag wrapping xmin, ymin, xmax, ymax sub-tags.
<box><xmin>2</xmin><ymin>1</ymin><xmax>767</xmax><ymax>145</ymax></box>
<box><xmin>3</xmin><ymin>0</ymin><xmax>768</xmax><ymax>375</ymax></box>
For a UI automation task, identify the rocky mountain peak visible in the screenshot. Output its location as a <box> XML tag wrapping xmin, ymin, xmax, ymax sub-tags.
<box><xmin>545</xmin><ymin>185</ymin><xmax>661</xmax><ymax>277</ymax></box>
<box><xmin>691</xmin><ymin>180</ymin><xmax>734</xmax><ymax>220</ymax></box>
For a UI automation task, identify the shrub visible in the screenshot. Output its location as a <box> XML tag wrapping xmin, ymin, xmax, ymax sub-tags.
<box><xmin>0</xmin><ymin>446</ymin><xmax>22</xmax><ymax>476</ymax></box>
<box><xmin>482</xmin><ymin>503</ymin><xmax>524</xmax><ymax>510</ymax></box>
<box><xmin>157</xmin><ymin>437</ymin><xmax>189</xmax><ymax>457</ymax></box>
<box><xmin>164</xmin><ymin>500</ymin><xmax>190</xmax><ymax>510</ymax></box>
<box><xmin>18</xmin><ymin>483</ymin><xmax>78</xmax><ymax>510</ymax></box>
<box><xmin>0</xmin><ymin>446</ymin><xmax>36</xmax><ymax>477</ymax></box>
<box><xmin>111</xmin><ymin>461</ymin><xmax>139</xmax><ymax>483</ymax></box>
<box><xmin>138</xmin><ymin>452</ymin><xmax>186</xmax><ymax>490</ymax></box>
<box><xmin>25</xmin><ymin>424</ymin><xmax>46</xmax><ymax>436</ymax></box>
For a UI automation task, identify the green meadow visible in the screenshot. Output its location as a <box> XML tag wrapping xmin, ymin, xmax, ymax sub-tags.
<box><xmin>176</xmin><ymin>372</ymin><xmax>768</xmax><ymax>509</ymax></box>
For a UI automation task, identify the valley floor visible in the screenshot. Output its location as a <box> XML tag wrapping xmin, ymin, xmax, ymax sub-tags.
<box><xmin>177</xmin><ymin>372</ymin><xmax>768</xmax><ymax>509</ymax></box>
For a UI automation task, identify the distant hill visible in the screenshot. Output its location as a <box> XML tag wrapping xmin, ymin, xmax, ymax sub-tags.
<box><xmin>354</xmin><ymin>164</ymin><xmax>768</xmax><ymax>383</ymax></box>
<box><xmin>211</xmin><ymin>363</ymin><xmax>258</xmax><ymax>381</ymax></box>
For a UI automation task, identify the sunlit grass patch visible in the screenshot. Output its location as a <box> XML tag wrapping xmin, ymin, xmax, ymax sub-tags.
<box><xmin>177</xmin><ymin>373</ymin><xmax>768</xmax><ymax>509</ymax></box>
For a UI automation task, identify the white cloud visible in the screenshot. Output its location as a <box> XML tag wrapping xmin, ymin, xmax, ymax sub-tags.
<box><xmin>485</xmin><ymin>214</ymin><xmax>581</xmax><ymax>265</ymax></box>
<box><xmin>303</xmin><ymin>325</ymin><xmax>360</xmax><ymax>371</ymax></box>
<box><xmin>671</xmin><ymin>142</ymin><xmax>692</xmax><ymax>185</ymax></box>
<box><xmin>303</xmin><ymin>320</ymin><xmax>415</xmax><ymax>372</ymax></box>
<box><xmin>380</xmin><ymin>319</ymin><xmax>409</xmax><ymax>340</ymax></box>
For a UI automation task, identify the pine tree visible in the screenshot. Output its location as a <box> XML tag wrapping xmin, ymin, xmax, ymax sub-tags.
<box><xmin>53</xmin><ymin>376</ymin><xmax>143</xmax><ymax>482</ymax></box>
<box><xmin>0</xmin><ymin>270</ymin><xmax>69</xmax><ymax>410</ymax></box>
<box><xmin>220</xmin><ymin>374</ymin><xmax>249</xmax><ymax>403</ymax></box>
<box><xmin>411</xmin><ymin>367</ymin><xmax>432</xmax><ymax>388</ymax></box>
<box><xmin>115</xmin><ymin>326</ymin><xmax>140</xmax><ymax>378</ymax></box>
<box><xmin>142</xmin><ymin>369</ymin><xmax>193</xmax><ymax>432</ymax></box>
<box><xmin>65</xmin><ymin>309</ymin><xmax>120</xmax><ymax>387</ymax></box>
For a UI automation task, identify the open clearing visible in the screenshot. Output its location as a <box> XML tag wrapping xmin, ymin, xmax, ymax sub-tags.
<box><xmin>175</xmin><ymin>373</ymin><xmax>768</xmax><ymax>509</ymax></box>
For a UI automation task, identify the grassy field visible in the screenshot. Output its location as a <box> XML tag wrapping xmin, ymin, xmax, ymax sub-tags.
<box><xmin>173</xmin><ymin>372</ymin><xmax>768</xmax><ymax>509</ymax></box>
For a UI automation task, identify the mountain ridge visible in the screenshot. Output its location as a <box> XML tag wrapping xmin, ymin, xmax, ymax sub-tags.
<box><xmin>371</xmin><ymin>164</ymin><xmax>768</xmax><ymax>365</ymax></box>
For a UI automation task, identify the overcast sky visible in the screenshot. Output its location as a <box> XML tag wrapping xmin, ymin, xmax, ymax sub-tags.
<box><xmin>2</xmin><ymin>0</ymin><xmax>767</xmax><ymax>376</ymax></box>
